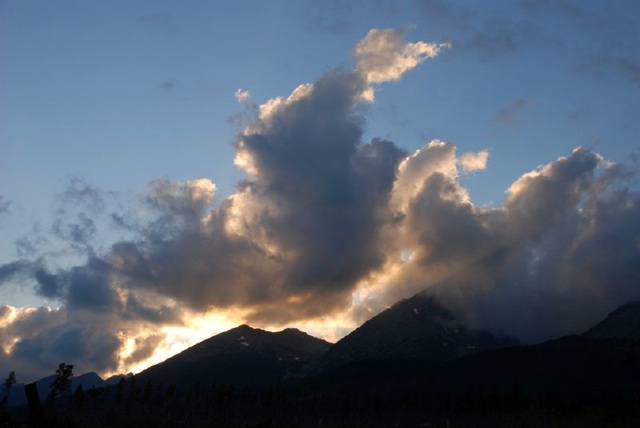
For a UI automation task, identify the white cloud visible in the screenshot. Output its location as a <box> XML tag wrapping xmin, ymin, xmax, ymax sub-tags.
<box><xmin>459</xmin><ymin>149</ymin><xmax>489</xmax><ymax>172</ymax></box>
<box><xmin>354</xmin><ymin>28</ymin><xmax>451</xmax><ymax>84</ymax></box>
<box><xmin>235</xmin><ymin>88</ymin><xmax>251</xmax><ymax>103</ymax></box>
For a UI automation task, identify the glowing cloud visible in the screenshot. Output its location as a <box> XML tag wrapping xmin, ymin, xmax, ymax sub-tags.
<box><xmin>354</xmin><ymin>28</ymin><xmax>451</xmax><ymax>84</ymax></box>
<box><xmin>459</xmin><ymin>149</ymin><xmax>490</xmax><ymax>172</ymax></box>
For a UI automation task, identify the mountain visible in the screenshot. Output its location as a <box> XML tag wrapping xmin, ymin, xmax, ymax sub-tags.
<box><xmin>6</xmin><ymin>371</ymin><xmax>116</xmax><ymax>407</ymax></box>
<box><xmin>304</xmin><ymin>299</ymin><xmax>640</xmax><ymax>400</ymax></box>
<box><xmin>318</xmin><ymin>294</ymin><xmax>518</xmax><ymax>369</ymax></box>
<box><xmin>303</xmin><ymin>334</ymin><xmax>640</xmax><ymax>407</ymax></box>
<box><xmin>583</xmin><ymin>301</ymin><xmax>640</xmax><ymax>340</ymax></box>
<box><xmin>135</xmin><ymin>324</ymin><xmax>331</xmax><ymax>388</ymax></box>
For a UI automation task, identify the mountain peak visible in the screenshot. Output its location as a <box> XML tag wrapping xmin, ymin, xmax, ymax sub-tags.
<box><xmin>135</xmin><ymin>323</ymin><xmax>331</xmax><ymax>388</ymax></box>
<box><xmin>230</xmin><ymin>323</ymin><xmax>257</xmax><ymax>332</ymax></box>
<box><xmin>583</xmin><ymin>300</ymin><xmax>640</xmax><ymax>340</ymax></box>
<box><xmin>319</xmin><ymin>293</ymin><xmax>517</xmax><ymax>368</ymax></box>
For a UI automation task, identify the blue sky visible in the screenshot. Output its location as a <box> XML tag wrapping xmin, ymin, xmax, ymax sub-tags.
<box><xmin>1</xmin><ymin>1</ymin><xmax>639</xmax><ymax>381</ymax></box>
<box><xmin>2</xmin><ymin>1</ymin><xmax>637</xmax><ymax>213</ymax></box>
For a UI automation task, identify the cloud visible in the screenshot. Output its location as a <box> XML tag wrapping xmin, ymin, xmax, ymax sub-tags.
<box><xmin>146</xmin><ymin>178</ymin><xmax>216</xmax><ymax>219</ymax></box>
<box><xmin>354</xmin><ymin>28</ymin><xmax>450</xmax><ymax>84</ymax></box>
<box><xmin>517</xmin><ymin>0</ymin><xmax>640</xmax><ymax>87</ymax></box>
<box><xmin>15</xmin><ymin>236</ymin><xmax>46</xmax><ymax>258</ymax></box>
<box><xmin>158</xmin><ymin>80</ymin><xmax>177</xmax><ymax>91</ymax></box>
<box><xmin>51</xmin><ymin>212</ymin><xmax>97</xmax><ymax>252</ymax></box>
<box><xmin>362</xmin><ymin>146</ymin><xmax>640</xmax><ymax>342</ymax></box>
<box><xmin>0</xmin><ymin>260</ymin><xmax>33</xmax><ymax>285</ymax></box>
<box><xmin>59</xmin><ymin>178</ymin><xmax>107</xmax><ymax>215</ymax></box>
<box><xmin>124</xmin><ymin>334</ymin><xmax>165</xmax><ymax>366</ymax></box>
<box><xmin>495</xmin><ymin>98</ymin><xmax>532</xmax><ymax>124</ymax></box>
<box><xmin>65</xmin><ymin>258</ymin><xmax>119</xmax><ymax>312</ymax></box>
<box><xmin>2</xmin><ymin>27</ymin><xmax>640</xmax><ymax>380</ymax></box>
<box><xmin>0</xmin><ymin>196</ymin><xmax>10</xmax><ymax>214</ymax></box>
<box><xmin>1</xmin><ymin>29</ymin><xmax>431</xmax><ymax>381</ymax></box>
<box><xmin>459</xmin><ymin>150</ymin><xmax>489</xmax><ymax>173</ymax></box>
<box><xmin>0</xmin><ymin>260</ymin><xmax>65</xmax><ymax>300</ymax></box>
<box><xmin>582</xmin><ymin>53</ymin><xmax>640</xmax><ymax>88</ymax></box>
<box><xmin>111</xmin><ymin>67</ymin><xmax>407</xmax><ymax>324</ymax></box>
<box><xmin>0</xmin><ymin>306</ymin><xmax>119</xmax><ymax>381</ymax></box>
<box><xmin>235</xmin><ymin>88</ymin><xmax>251</xmax><ymax>103</ymax></box>
<box><xmin>34</xmin><ymin>268</ymin><xmax>65</xmax><ymax>299</ymax></box>
<box><xmin>414</xmin><ymin>0</ymin><xmax>534</xmax><ymax>60</ymax></box>
<box><xmin>8</xmin><ymin>314</ymin><xmax>123</xmax><ymax>381</ymax></box>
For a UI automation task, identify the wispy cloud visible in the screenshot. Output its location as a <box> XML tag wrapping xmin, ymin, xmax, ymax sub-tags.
<box><xmin>495</xmin><ymin>98</ymin><xmax>533</xmax><ymax>124</ymax></box>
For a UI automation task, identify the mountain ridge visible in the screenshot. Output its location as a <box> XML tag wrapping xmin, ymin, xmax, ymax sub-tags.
<box><xmin>317</xmin><ymin>293</ymin><xmax>519</xmax><ymax>370</ymax></box>
<box><xmin>583</xmin><ymin>301</ymin><xmax>640</xmax><ymax>340</ymax></box>
<box><xmin>134</xmin><ymin>324</ymin><xmax>331</xmax><ymax>388</ymax></box>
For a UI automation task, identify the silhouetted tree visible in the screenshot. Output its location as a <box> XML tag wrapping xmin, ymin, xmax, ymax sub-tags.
<box><xmin>143</xmin><ymin>380</ymin><xmax>154</xmax><ymax>403</ymax></box>
<box><xmin>1</xmin><ymin>371</ymin><xmax>16</xmax><ymax>406</ymax></box>
<box><xmin>73</xmin><ymin>384</ymin><xmax>86</xmax><ymax>409</ymax></box>
<box><xmin>50</xmin><ymin>363</ymin><xmax>74</xmax><ymax>399</ymax></box>
<box><xmin>115</xmin><ymin>377</ymin><xmax>126</xmax><ymax>405</ymax></box>
<box><xmin>127</xmin><ymin>375</ymin><xmax>139</xmax><ymax>403</ymax></box>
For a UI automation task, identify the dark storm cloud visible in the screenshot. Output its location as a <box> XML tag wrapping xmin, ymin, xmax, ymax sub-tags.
<box><xmin>0</xmin><ymin>260</ymin><xmax>32</xmax><ymax>284</ymax></box>
<box><xmin>0</xmin><ymin>260</ymin><xmax>65</xmax><ymax>299</ymax></box>
<box><xmin>0</xmin><ymin>307</ymin><xmax>112</xmax><ymax>381</ymax></box>
<box><xmin>96</xmin><ymin>26</ymin><xmax>445</xmax><ymax>328</ymax></box>
<box><xmin>122</xmin><ymin>295</ymin><xmax>182</xmax><ymax>325</ymax></box>
<box><xmin>9</xmin><ymin>320</ymin><xmax>122</xmax><ymax>380</ymax></box>
<box><xmin>65</xmin><ymin>258</ymin><xmax>118</xmax><ymax>312</ymax></box>
<box><xmin>0</xmin><ymin>307</ymin><xmax>66</xmax><ymax>345</ymax></box>
<box><xmin>0</xmin><ymin>259</ymin><xmax>181</xmax><ymax>381</ymax></box>
<box><xmin>34</xmin><ymin>268</ymin><xmax>65</xmax><ymax>299</ymax></box>
<box><xmin>106</xmin><ymin>57</ymin><xmax>412</xmax><ymax>324</ymax></box>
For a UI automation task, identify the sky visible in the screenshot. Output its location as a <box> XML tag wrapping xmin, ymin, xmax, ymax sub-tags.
<box><xmin>1</xmin><ymin>0</ymin><xmax>639</xmax><ymax>383</ymax></box>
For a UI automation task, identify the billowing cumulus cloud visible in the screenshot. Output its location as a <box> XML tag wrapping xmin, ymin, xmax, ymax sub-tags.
<box><xmin>0</xmin><ymin>306</ymin><xmax>117</xmax><ymax>380</ymax></box>
<box><xmin>113</xmin><ymin>69</ymin><xmax>405</xmax><ymax>324</ymax></box>
<box><xmin>1</xmin><ymin>28</ymin><xmax>639</xmax><ymax>381</ymax></box>
<box><xmin>359</xmin><ymin>146</ymin><xmax>640</xmax><ymax>342</ymax></box>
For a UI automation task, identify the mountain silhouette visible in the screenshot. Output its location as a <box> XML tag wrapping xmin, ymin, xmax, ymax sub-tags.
<box><xmin>583</xmin><ymin>301</ymin><xmax>640</xmax><ymax>340</ymax></box>
<box><xmin>7</xmin><ymin>299</ymin><xmax>640</xmax><ymax>426</ymax></box>
<box><xmin>135</xmin><ymin>324</ymin><xmax>331</xmax><ymax>388</ymax></box>
<box><xmin>6</xmin><ymin>371</ymin><xmax>121</xmax><ymax>407</ymax></box>
<box><xmin>318</xmin><ymin>293</ymin><xmax>518</xmax><ymax>370</ymax></box>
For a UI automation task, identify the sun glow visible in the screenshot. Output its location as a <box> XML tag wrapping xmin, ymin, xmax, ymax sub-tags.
<box><xmin>107</xmin><ymin>306</ymin><xmax>252</xmax><ymax>377</ymax></box>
